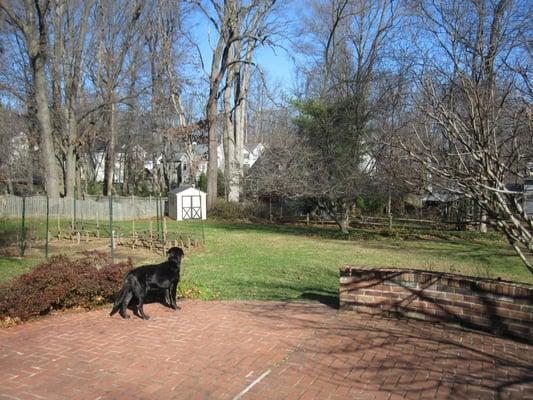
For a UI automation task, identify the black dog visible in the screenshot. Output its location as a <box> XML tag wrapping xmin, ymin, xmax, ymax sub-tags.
<box><xmin>110</xmin><ymin>247</ymin><xmax>184</xmax><ymax>320</ymax></box>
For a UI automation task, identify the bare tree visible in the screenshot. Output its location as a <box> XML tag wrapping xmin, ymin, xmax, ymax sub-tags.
<box><xmin>190</xmin><ymin>0</ymin><xmax>277</xmax><ymax>209</ymax></box>
<box><xmin>47</xmin><ymin>0</ymin><xmax>94</xmax><ymax>197</ymax></box>
<box><xmin>1</xmin><ymin>0</ymin><xmax>61</xmax><ymax>197</ymax></box>
<box><xmin>197</xmin><ymin>0</ymin><xmax>239</xmax><ymax>209</ymax></box>
<box><xmin>221</xmin><ymin>0</ymin><xmax>277</xmax><ymax>202</ymax></box>
<box><xmin>88</xmin><ymin>0</ymin><xmax>143</xmax><ymax>196</ymax></box>
<box><xmin>145</xmin><ymin>0</ymin><xmax>192</xmax><ymax>193</ymax></box>
<box><xmin>286</xmin><ymin>0</ymin><xmax>399</xmax><ymax>233</ymax></box>
<box><xmin>404</xmin><ymin>0</ymin><xmax>533</xmax><ymax>270</ymax></box>
<box><xmin>0</xmin><ymin>105</ymin><xmax>35</xmax><ymax>194</ymax></box>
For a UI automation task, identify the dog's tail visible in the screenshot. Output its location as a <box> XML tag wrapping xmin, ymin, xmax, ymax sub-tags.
<box><xmin>110</xmin><ymin>286</ymin><xmax>126</xmax><ymax>316</ymax></box>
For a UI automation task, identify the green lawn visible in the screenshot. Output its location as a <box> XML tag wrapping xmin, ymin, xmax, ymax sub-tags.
<box><xmin>0</xmin><ymin>257</ymin><xmax>39</xmax><ymax>283</ymax></box>
<box><xmin>1</xmin><ymin>220</ymin><xmax>531</xmax><ymax>302</ymax></box>
<box><xmin>177</xmin><ymin>222</ymin><xmax>531</xmax><ymax>302</ymax></box>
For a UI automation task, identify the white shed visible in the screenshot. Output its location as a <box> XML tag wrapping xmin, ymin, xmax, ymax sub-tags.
<box><xmin>168</xmin><ymin>186</ymin><xmax>207</xmax><ymax>221</ymax></box>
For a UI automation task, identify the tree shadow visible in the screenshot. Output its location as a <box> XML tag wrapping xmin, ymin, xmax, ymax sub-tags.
<box><xmin>230</xmin><ymin>301</ymin><xmax>533</xmax><ymax>400</ymax></box>
<box><xmin>340</xmin><ymin>269</ymin><xmax>532</xmax><ymax>344</ymax></box>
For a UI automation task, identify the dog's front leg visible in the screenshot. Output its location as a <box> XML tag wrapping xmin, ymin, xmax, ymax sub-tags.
<box><xmin>170</xmin><ymin>282</ymin><xmax>180</xmax><ymax>310</ymax></box>
<box><xmin>165</xmin><ymin>287</ymin><xmax>172</xmax><ymax>307</ymax></box>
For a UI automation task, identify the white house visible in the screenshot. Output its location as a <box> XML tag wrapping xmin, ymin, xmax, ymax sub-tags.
<box><xmin>93</xmin><ymin>145</ymin><xmax>161</xmax><ymax>184</ymax></box>
<box><xmin>168</xmin><ymin>186</ymin><xmax>207</xmax><ymax>221</ymax></box>
<box><xmin>176</xmin><ymin>143</ymin><xmax>208</xmax><ymax>185</ymax></box>
<box><xmin>217</xmin><ymin>143</ymin><xmax>265</xmax><ymax>169</ymax></box>
<box><xmin>524</xmin><ymin>162</ymin><xmax>533</xmax><ymax>217</ymax></box>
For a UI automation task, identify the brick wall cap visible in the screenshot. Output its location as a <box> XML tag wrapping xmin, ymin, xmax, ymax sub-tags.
<box><xmin>340</xmin><ymin>266</ymin><xmax>533</xmax><ymax>292</ymax></box>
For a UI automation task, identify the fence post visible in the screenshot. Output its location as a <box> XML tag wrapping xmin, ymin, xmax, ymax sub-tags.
<box><xmin>131</xmin><ymin>194</ymin><xmax>135</xmax><ymax>249</ymax></box>
<box><xmin>57</xmin><ymin>211</ymin><xmax>61</xmax><ymax>240</ymax></box>
<box><xmin>19</xmin><ymin>196</ymin><xmax>26</xmax><ymax>257</ymax></box>
<box><xmin>200</xmin><ymin>201</ymin><xmax>205</xmax><ymax>244</ymax></box>
<box><xmin>109</xmin><ymin>195</ymin><xmax>114</xmax><ymax>261</ymax></box>
<box><xmin>160</xmin><ymin>195</ymin><xmax>164</xmax><ymax>241</ymax></box>
<box><xmin>156</xmin><ymin>194</ymin><xmax>160</xmax><ymax>241</ymax></box>
<box><xmin>45</xmin><ymin>195</ymin><xmax>49</xmax><ymax>259</ymax></box>
<box><xmin>72</xmin><ymin>195</ymin><xmax>76</xmax><ymax>230</ymax></box>
<box><xmin>162</xmin><ymin>210</ymin><xmax>167</xmax><ymax>253</ymax></box>
<box><xmin>149</xmin><ymin>219</ymin><xmax>153</xmax><ymax>251</ymax></box>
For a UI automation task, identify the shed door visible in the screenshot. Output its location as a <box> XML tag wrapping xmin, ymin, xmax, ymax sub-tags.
<box><xmin>182</xmin><ymin>195</ymin><xmax>202</xmax><ymax>219</ymax></box>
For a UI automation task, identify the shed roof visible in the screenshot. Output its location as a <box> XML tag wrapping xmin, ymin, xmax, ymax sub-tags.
<box><xmin>168</xmin><ymin>185</ymin><xmax>205</xmax><ymax>195</ymax></box>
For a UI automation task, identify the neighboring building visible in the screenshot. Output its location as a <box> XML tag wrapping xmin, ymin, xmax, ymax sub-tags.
<box><xmin>93</xmin><ymin>144</ymin><xmax>174</xmax><ymax>185</ymax></box>
<box><xmin>176</xmin><ymin>143</ymin><xmax>208</xmax><ymax>186</ymax></box>
<box><xmin>93</xmin><ymin>144</ymin><xmax>142</xmax><ymax>184</ymax></box>
<box><xmin>524</xmin><ymin>163</ymin><xmax>533</xmax><ymax>217</ymax></box>
<box><xmin>245</xmin><ymin>143</ymin><xmax>265</xmax><ymax>168</ymax></box>
<box><xmin>217</xmin><ymin>143</ymin><xmax>265</xmax><ymax>170</ymax></box>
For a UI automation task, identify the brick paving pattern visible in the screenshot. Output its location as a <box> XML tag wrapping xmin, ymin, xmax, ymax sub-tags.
<box><xmin>0</xmin><ymin>301</ymin><xmax>531</xmax><ymax>399</ymax></box>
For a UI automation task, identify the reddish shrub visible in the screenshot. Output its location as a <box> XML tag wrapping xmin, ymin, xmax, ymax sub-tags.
<box><xmin>0</xmin><ymin>253</ymin><xmax>132</xmax><ymax>321</ymax></box>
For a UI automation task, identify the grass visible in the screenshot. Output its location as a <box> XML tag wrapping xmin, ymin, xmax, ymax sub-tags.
<box><xmin>0</xmin><ymin>257</ymin><xmax>39</xmax><ymax>283</ymax></box>
<box><xmin>178</xmin><ymin>222</ymin><xmax>531</xmax><ymax>303</ymax></box>
<box><xmin>1</xmin><ymin>219</ymin><xmax>531</xmax><ymax>303</ymax></box>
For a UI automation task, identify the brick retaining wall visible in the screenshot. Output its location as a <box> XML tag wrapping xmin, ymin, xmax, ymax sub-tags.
<box><xmin>340</xmin><ymin>267</ymin><xmax>533</xmax><ymax>342</ymax></box>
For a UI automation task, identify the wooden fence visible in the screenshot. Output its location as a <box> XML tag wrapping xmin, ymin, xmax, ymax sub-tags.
<box><xmin>0</xmin><ymin>194</ymin><xmax>158</xmax><ymax>221</ymax></box>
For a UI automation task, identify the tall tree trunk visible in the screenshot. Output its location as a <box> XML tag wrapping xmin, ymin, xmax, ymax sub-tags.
<box><xmin>206</xmin><ymin>90</ymin><xmax>218</xmax><ymax>210</ymax></box>
<box><xmin>32</xmin><ymin>54</ymin><xmax>60</xmax><ymax>197</ymax></box>
<box><xmin>103</xmin><ymin>102</ymin><xmax>116</xmax><ymax>196</ymax></box>
<box><xmin>223</xmin><ymin>42</ymin><xmax>239</xmax><ymax>202</ymax></box>
<box><xmin>228</xmin><ymin>101</ymin><xmax>244</xmax><ymax>202</ymax></box>
<box><xmin>337</xmin><ymin>201</ymin><xmax>350</xmax><ymax>234</ymax></box>
<box><xmin>58</xmin><ymin>0</ymin><xmax>93</xmax><ymax>197</ymax></box>
<box><xmin>228</xmin><ymin>40</ymin><xmax>254</xmax><ymax>202</ymax></box>
<box><xmin>64</xmin><ymin>112</ymin><xmax>78</xmax><ymax>198</ymax></box>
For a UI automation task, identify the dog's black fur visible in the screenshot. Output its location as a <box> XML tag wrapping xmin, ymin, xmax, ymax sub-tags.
<box><xmin>110</xmin><ymin>247</ymin><xmax>184</xmax><ymax>320</ymax></box>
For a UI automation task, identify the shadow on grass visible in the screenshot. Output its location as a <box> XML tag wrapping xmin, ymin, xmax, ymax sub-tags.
<box><xmin>209</xmin><ymin>221</ymin><xmax>530</xmax><ymax>281</ymax></box>
<box><xmin>209</xmin><ymin>220</ymin><xmax>504</xmax><ymax>245</ymax></box>
<box><xmin>300</xmin><ymin>291</ymin><xmax>339</xmax><ymax>308</ymax></box>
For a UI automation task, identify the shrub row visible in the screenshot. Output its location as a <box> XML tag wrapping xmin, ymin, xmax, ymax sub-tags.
<box><xmin>0</xmin><ymin>252</ymin><xmax>132</xmax><ymax>321</ymax></box>
<box><xmin>210</xmin><ymin>199</ymin><xmax>270</xmax><ymax>221</ymax></box>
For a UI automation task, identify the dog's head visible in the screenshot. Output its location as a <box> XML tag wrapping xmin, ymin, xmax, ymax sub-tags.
<box><xmin>167</xmin><ymin>247</ymin><xmax>184</xmax><ymax>264</ymax></box>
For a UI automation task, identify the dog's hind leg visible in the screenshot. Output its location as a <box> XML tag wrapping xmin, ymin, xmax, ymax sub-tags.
<box><xmin>131</xmin><ymin>281</ymin><xmax>149</xmax><ymax>320</ymax></box>
<box><xmin>110</xmin><ymin>288</ymin><xmax>125</xmax><ymax>316</ymax></box>
<box><xmin>119</xmin><ymin>290</ymin><xmax>133</xmax><ymax>319</ymax></box>
<box><xmin>137</xmin><ymin>298</ymin><xmax>149</xmax><ymax>320</ymax></box>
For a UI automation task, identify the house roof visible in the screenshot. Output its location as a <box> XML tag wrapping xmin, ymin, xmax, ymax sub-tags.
<box><xmin>194</xmin><ymin>144</ymin><xmax>208</xmax><ymax>156</ymax></box>
<box><xmin>175</xmin><ymin>144</ymin><xmax>208</xmax><ymax>161</ymax></box>
<box><xmin>245</xmin><ymin>143</ymin><xmax>264</xmax><ymax>153</ymax></box>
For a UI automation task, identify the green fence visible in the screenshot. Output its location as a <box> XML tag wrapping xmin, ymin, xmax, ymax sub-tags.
<box><xmin>0</xmin><ymin>195</ymin><xmax>204</xmax><ymax>260</ymax></box>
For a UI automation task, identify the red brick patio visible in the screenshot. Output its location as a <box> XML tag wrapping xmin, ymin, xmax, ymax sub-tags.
<box><xmin>0</xmin><ymin>301</ymin><xmax>531</xmax><ymax>399</ymax></box>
